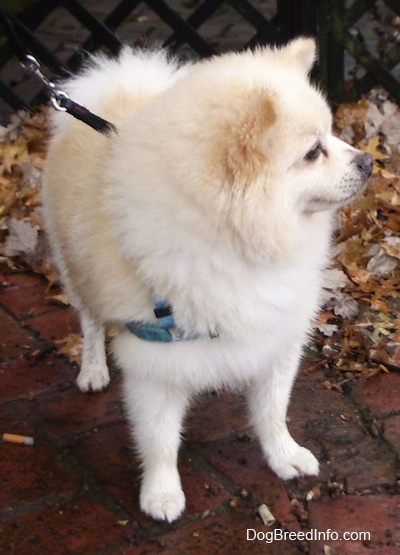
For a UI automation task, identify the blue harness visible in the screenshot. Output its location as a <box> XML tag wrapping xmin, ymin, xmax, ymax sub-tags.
<box><xmin>126</xmin><ymin>300</ymin><xmax>218</xmax><ymax>342</ymax></box>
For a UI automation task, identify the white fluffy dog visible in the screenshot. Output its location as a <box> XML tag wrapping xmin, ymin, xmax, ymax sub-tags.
<box><xmin>43</xmin><ymin>38</ymin><xmax>372</xmax><ymax>522</ymax></box>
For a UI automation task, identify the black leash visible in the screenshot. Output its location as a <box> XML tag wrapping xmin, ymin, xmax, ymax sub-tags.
<box><xmin>0</xmin><ymin>7</ymin><xmax>117</xmax><ymax>136</ymax></box>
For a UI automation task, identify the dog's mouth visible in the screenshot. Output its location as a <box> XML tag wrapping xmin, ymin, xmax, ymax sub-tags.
<box><xmin>307</xmin><ymin>181</ymin><xmax>369</xmax><ymax>212</ymax></box>
<box><xmin>307</xmin><ymin>153</ymin><xmax>373</xmax><ymax>212</ymax></box>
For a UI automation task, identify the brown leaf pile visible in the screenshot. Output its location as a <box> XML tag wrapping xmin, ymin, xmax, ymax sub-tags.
<box><xmin>314</xmin><ymin>91</ymin><xmax>400</xmax><ymax>380</ymax></box>
<box><xmin>0</xmin><ymin>94</ymin><xmax>399</xmax><ymax>376</ymax></box>
<box><xmin>0</xmin><ymin>108</ymin><xmax>59</xmax><ymax>286</ymax></box>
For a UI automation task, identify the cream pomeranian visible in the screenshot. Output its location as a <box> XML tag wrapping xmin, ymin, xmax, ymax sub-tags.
<box><xmin>43</xmin><ymin>38</ymin><xmax>373</xmax><ymax>522</ymax></box>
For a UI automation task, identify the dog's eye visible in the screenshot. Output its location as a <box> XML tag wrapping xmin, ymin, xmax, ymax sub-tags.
<box><xmin>305</xmin><ymin>142</ymin><xmax>323</xmax><ymax>161</ymax></box>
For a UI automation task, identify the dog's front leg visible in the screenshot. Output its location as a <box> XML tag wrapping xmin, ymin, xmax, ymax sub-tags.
<box><xmin>124</xmin><ymin>378</ymin><xmax>190</xmax><ymax>522</ymax></box>
<box><xmin>246</xmin><ymin>346</ymin><xmax>319</xmax><ymax>480</ymax></box>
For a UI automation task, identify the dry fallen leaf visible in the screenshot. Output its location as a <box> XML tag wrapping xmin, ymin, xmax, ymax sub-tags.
<box><xmin>357</xmin><ymin>135</ymin><xmax>388</xmax><ymax>161</ymax></box>
<box><xmin>55</xmin><ymin>333</ymin><xmax>82</xmax><ymax>365</ymax></box>
<box><xmin>3</xmin><ymin>217</ymin><xmax>38</xmax><ymax>257</ymax></box>
<box><xmin>47</xmin><ymin>293</ymin><xmax>71</xmax><ymax>306</ymax></box>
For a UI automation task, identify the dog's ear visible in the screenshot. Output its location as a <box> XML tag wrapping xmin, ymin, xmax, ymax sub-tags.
<box><xmin>281</xmin><ymin>37</ymin><xmax>316</xmax><ymax>75</ymax></box>
<box><xmin>224</xmin><ymin>91</ymin><xmax>276</xmax><ymax>184</ymax></box>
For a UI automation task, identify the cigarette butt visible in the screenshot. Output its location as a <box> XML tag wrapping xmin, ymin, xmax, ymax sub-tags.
<box><xmin>3</xmin><ymin>433</ymin><xmax>34</xmax><ymax>446</ymax></box>
<box><xmin>257</xmin><ymin>503</ymin><xmax>276</xmax><ymax>526</ymax></box>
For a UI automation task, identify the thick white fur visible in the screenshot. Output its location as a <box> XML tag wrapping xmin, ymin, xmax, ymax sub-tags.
<box><xmin>43</xmin><ymin>39</ymin><xmax>371</xmax><ymax>522</ymax></box>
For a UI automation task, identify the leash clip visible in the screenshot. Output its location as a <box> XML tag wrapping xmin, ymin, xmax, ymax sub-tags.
<box><xmin>21</xmin><ymin>54</ymin><xmax>68</xmax><ymax>112</ymax></box>
<box><xmin>49</xmin><ymin>90</ymin><xmax>68</xmax><ymax>112</ymax></box>
<box><xmin>1</xmin><ymin>6</ymin><xmax>116</xmax><ymax>134</ymax></box>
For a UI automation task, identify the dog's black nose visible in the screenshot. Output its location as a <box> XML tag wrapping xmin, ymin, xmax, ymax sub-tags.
<box><xmin>355</xmin><ymin>152</ymin><xmax>373</xmax><ymax>178</ymax></box>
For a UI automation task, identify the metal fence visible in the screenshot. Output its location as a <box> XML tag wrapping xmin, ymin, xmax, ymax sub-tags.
<box><xmin>0</xmin><ymin>0</ymin><xmax>399</xmax><ymax>118</ymax></box>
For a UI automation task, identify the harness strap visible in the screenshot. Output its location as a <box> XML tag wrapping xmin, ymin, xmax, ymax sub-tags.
<box><xmin>126</xmin><ymin>299</ymin><xmax>219</xmax><ymax>343</ymax></box>
<box><xmin>153</xmin><ymin>299</ymin><xmax>175</xmax><ymax>329</ymax></box>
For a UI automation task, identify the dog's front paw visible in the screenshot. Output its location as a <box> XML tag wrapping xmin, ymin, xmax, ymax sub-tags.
<box><xmin>76</xmin><ymin>363</ymin><xmax>110</xmax><ymax>392</ymax></box>
<box><xmin>140</xmin><ymin>477</ymin><xmax>185</xmax><ymax>522</ymax></box>
<box><xmin>268</xmin><ymin>445</ymin><xmax>319</xmax><ymax>480</ymax></box>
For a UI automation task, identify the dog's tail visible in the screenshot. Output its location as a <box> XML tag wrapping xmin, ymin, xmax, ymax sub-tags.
<box><xmin>50</xmin><ymin>47</ymin><xmax>186</xmax><ymax>136</ymax></box>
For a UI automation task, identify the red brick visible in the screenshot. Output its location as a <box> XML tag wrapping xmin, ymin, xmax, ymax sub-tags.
<box><xmin>1</xmin><ymin>268</ymin><xmax>399</xmax><ymax>554</ymax></box>
<box><xmin>204</xmin><ymin>437</ymin><xmax>300</xmax><ymax>532</ymax></box>
<box><xmin>0</xmin><ymin>307</ymin><xmax>39</xmax><ymax>360</ymax></box>
<box><xmin>0</xmin><ymin>495</ymin><xmax>131</xmax><ymax>555</ymax></box>
<box><xmin>0</xmin><ymin>355</ymin><xmax>74</xmax><ymax>402</ymax></box>
<box><xmin>180</xmin><ymin>447</ymin><xmax>231</xmax><ymax>517</ymax></box>
<box><xmin>35</xmin><ymin>376</ymin><xmax>124</xmax><ymax>439</ymax></box>
<box><xmin>68</xmin><ymin>423</ymin><xmax>231</xmax><ymax>526</ymax></box>
<box><xmin>308</xmin><ymin>495</ymin><xmax>400</xmax><ymax>554</ymax></box>
<box><xmin>126</xmin><ymin>508</ymin><xmax>303</xmax><ymax>555</ymax></box>
<box><xmin>299</xmin><ymin>396</ymin><xmax>396</xmax><ymax>489</ymax></box>
<box><xmin>351</xmin><ymin>373</ymin><xmax>400</xmax><ymax>417</ymax></box>
<box><xmin>0</xmin><ymin>401</ymin><xmax>79</xmax><ymax>508</ymax></box>
<box><xmin>289</xmin><ymin>368</ymin><xmax>357</xmax><ymax>443</ymax></box>
<box><xmin>285</xmin><ymin>369</ymin><xmax>342</xmax><ymax>468</ymax></box>
<box><xmin>289</xmin><ymin>369</ymin><xmax>397</xmax><ymax>489</ymax></box>
<box><xmin>327</xmin><ymin>438</ymin><xmax>396</xmax><ymax>491</ymax></box>
<box><xmin>187</xmin><ymin>390</ymin><xmax>302</xmax><ymax>528</ymax></box>
<box><xmin>27</xmin><ymin>307</ymin><xmax>80</xmax><ymax>342</ymax></box>
<box><xmin>0</xmin><ymin>273</ymin><xmax>59</xmax><ymax>318</ymax></box>
<box><xmin>383</xmin><ymin>415</ymin><xmax>400</xmax><ymax>456</ymax></box>
<box><xmin>66</xmin><ymin>422</ymin><xmax>142</xmax><ymax>520</ymax></box>
<box><xmin>186</xmin><ymin>391</ymin><xmax>249</xmax><ymax>443</ymax></box>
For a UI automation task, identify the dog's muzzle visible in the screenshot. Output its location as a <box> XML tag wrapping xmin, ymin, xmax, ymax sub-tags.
<box><xmin>354</xmin><ymin>152</ymin><xmax>374</xmax><ymax>180</ymax></box>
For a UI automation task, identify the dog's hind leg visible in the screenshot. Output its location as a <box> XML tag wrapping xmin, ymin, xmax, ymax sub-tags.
<box><xmin>76</xmin><ymin>310</ymin><xmax>110</xmax><ymax>392</ymax></box>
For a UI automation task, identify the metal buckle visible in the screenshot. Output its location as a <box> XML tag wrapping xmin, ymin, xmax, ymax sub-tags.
<box><xmin>168</xmin><ymin>327</ymin><xmax>183</xmax><ymax>341</ymax></box>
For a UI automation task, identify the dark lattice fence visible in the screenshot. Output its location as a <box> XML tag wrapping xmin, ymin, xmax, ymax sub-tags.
<box><xmin>319</xmin><ymin>0</ymin><xmax>400</xmax><ymax>103</ymax></box>
<box><xmin>0</xmin><ymin>0</ymin><xmax>399</xmax><ymax>120</ymax></box>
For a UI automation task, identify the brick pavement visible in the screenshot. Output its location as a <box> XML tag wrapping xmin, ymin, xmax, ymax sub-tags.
<box><xmin>0</xmin><ymin>267</ymin><xmax>399</xmax><ymax>554</ymax></box>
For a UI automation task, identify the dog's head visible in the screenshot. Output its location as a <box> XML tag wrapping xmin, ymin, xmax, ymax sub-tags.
<box><xmin>172</xmin><ymin>38</ymin><xmax>372</xmax><ymax>258</ymax></box>
<box><xmin>201</xmin><ymin>38</ymin><xmax>372</xmax><ymax>206</ymax></box>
